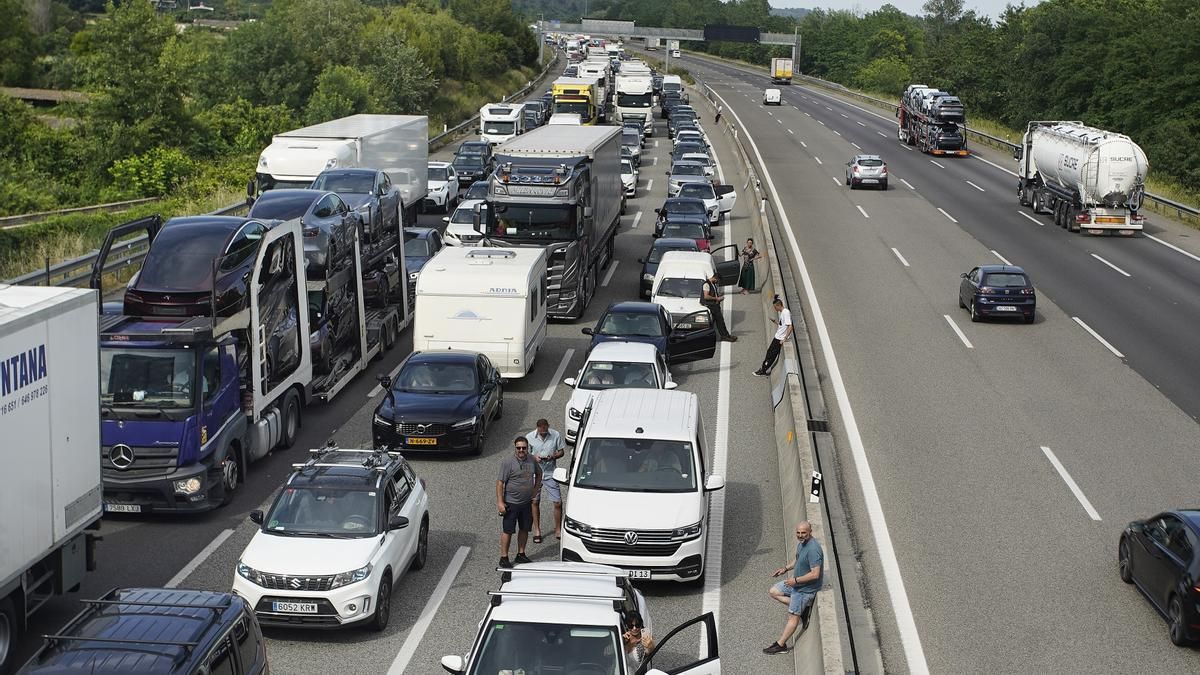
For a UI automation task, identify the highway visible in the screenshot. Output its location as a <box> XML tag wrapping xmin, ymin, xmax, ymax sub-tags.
<box><xmin>13</xmin><ymin>85</ymin><xmax>808</xmax><ymax>673</ymax></box>
<box><xmin>677</xmin><ymin>52</ymin><xmax>1200</xmax><ymax>673</ymax></box>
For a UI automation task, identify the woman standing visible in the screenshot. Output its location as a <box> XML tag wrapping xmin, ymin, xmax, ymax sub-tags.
<box><xmin>738</xmin><ymin>237</ymin><xmax>762</xmax><ymax>294</ymax></box>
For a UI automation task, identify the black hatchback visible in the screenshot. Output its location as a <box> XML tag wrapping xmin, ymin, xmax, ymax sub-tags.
<box><xmin>1119</xmin><ymin>511</ymin><xmax>1200</xmax><ymax>645</ymax></box>
<box><xmin>637</xmin><ymin>237</ymin><xmax>701</xmax><ymax>299</ymax></box>
<box><xmin>958</xmin><ymin>265</ymin><xmax>1036</xmax><ymax>323</ymax></box>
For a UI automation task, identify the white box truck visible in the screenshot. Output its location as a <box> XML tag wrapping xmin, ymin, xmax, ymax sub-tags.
<box><xmin>479</xmin><ymin>103</ymin><xmax>526</xmax><ymax>146</ymax></box>
<box><xmin>0</xmin><ymin>285</ymin><xmax>101</xmax><ymax>673</ymax></box>
<box><xmin>253</xmin><ymin>114</ymin><xmax>429</xmax><ymax>226</ymax></box>
<box><xmin>413</xmin><ymin>248</ymin><xmax>547</xmax><ymax>379</ymax></box>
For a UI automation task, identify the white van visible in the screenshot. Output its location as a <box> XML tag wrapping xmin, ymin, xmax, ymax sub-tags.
<box><xmin>763</xmin><ymin>88</ymin><xmax>782</xmax><ymax>105</ymax></box>
<box><xmin>651</xmin><ymin>250</ymin><xmax>740</xmax><ymax>323</ymax></box>
<box><xmin>479</xmin><ymin>103</ymin><xmax>526</xmax><ymax>145</ymax></box>
<box><xmin>555</xmin><ymin>389</ymin><xmax>725</xmax><ymax>583</ymax></box>
<box><xmin>414</xmin><ymin>248</ymin><xmax>547</xmax><ymax>378</ymax></box>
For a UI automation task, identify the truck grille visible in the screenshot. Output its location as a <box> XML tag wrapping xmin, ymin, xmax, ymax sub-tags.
<box><xmin>256</xmin><ymin>574</ymin><xmax>335</xmax><ymax>592</ymax></box>
<box><xmin>100</xmin><ymin>445</ymin><xmax>178</xmax><ymax>479</ymax></box>
<box><xmin>396</xmin><ymin>422</ymin><xmax>448</xmax><ymax>435</ymax></box>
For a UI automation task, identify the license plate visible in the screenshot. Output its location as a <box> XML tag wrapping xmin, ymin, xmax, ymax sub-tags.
<box><xmin>406</xmin><ymin>437</ymin><xmax>438</xmax><ymax>446</ymax></box>
<box><xmin>271</xmin><ymin>601</ymin><xmax>318</xmax><ymax>614</ymax></box>
<box><xmin>626</xmin><ymin>569</ymin><xmax>651</xmax><ymax>579</ymax></box>
<box><xmin>104</xmin><ymin>503</ymin><xmax>142</xmax><ymax>513</ymax></box>
<box><xmin>861</xmin><ymin>178</ymin><xmax>877</xmax><ymax>183</ymax></box>
<box><xmin>994</xmin><ymin>305</ymin><xmax>1017</xmax><ymax>312</ymax></box>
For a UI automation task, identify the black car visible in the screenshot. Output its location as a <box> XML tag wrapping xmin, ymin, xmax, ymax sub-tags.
<box><xmin>247</xmin><ymin>189</ymin><xmax>358</xmax><ymax>276</ymax></box>
<box><xmin>403</xmin><ymin>226</ymin><xmax>444</xmax><ymax>299</ymax></box>
<box><xmin>524</xmin><ymin>100</ymin><xmax>547</xmax><ymax>123</ymax></box>
<box><xmin>637</xmin><ymin>237</ymin><xmax>701</xmax><ymax>298</ymax></box>
<box><xmin>582</xmin><ymin>301</ymin><xmax>716</xmax><ymax>363</ymax></box>
<box><xmin>309</xmin><ymin>168</ymin><xmax>402</xmax><ymax>240</ymax></box>
<box><xmin>19</xmin><ymin>588</ymin><xmax>267</xmax><ymax>674</ymax></box>
<box><xmin>452</xmin><ymin>153</ymin><xmax>493</xmax><ymax>188</ymax></box>
<box><xmin>523</xmin><ymin>110</ymin><xmax>542</xmax><ymax>130</ymax></box>
<box><xmin>372</xmin><ymin>351</ymin><xmax>504</xmax><ymax>454</ymax></box>
<box><xmin>654</xmin><ymin>198</ymin><xmax>711</xmax><ymax>237</ymax></box>
<box><xmin>463</xmin><ymin>180</ymin><xmax>490</xmax><ymax>201</ymax></box>
<box><xmin>308</xmin><ymin>280</ymin><xmax>358</xmax><ymax>375</ymax></box>
<box><xmin>1119</xmin><ymin>511</ymin><xmax>1200</xmax><ymax>645</ymax></box>
<box><xmin>958</xmin><ymin>264</ymin><xmax>1036</xmax><ymax>323</ymax></box>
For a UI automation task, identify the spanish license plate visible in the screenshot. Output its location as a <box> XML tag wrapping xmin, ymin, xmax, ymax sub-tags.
<box><xmin>861</xmin><ymin>178</ymin><xmax>877</xmax><ymax>183</ymax></box>
<box><xmin>406</xmin><ymin>437</ymin><xmax>438</xmax><ymax>446</ymax></box>
<box><xmin>995</xmin><ymin>305</ymin><xmax>1017</xmax><ymax>312</ymax></box>
<box><xmin>626</xmin><ymin>569</ymin><xmax>651</xmax><ymax>579</ymax></box>
<box><xmin>271</xmin><ymin>601</ymin><xmax>318</xmax><ymax>614</ymax></box>
<box><xmin>104</xmin><ymin>503</ymin><xmax>142</xmax><ymax>513</ymax></box>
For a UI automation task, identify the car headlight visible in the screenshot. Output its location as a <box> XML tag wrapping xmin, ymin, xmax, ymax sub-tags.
<box><xmin>568</xmin><ymin>407</ymin><xmax>582</xmax><ymax>420</ymax></box>
<box><xmin>642</xmin><ymin>273</ymin><xmax>654</xmax><ymax>282</ymax></box>
<box><xmin>237</xmin><ymin>562</ymin><xmax>266</xmax><ymax>586</ymax></box>
<box><xmin>408</xmin><ymin>271</ymin><xmax>419</xmax><ymax>281</ymax></box>
<box><xmin>564</xmin><ymin>516</ymin><xmax>592</xmax><ymax>537</ymax></box>
<box><xmin>330</xmin><ymin>563</ymin><xmax>373</xmax><ymax>589</ymax></box>
<box><xmin>670</xmin><ymin>521</ymin><xmax>703</xmax><ymax>541</ymax></box>
<box><xmin>452</xmin><ymin>416</ymin><xmax>477</xmax><ymax>429</ymax></box>
<box><xmin>373</xmin><ymin>413</ymin><xmax>391</xmax><ymax>426</ymax></box>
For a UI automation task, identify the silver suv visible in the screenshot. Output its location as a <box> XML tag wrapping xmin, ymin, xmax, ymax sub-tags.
<box><xmin>846</xmin><ymin>154</ymin><xmax>888</xmax><ymax>190</ymax></box>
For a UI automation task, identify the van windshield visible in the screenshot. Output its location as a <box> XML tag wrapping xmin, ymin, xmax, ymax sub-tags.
<box><xmin>574</xmin><ymin>438</ymin><xmax>697</xmax><ymax>492</ymax></box>
<box><xmin>577</xmin><ymin>361</ymin><xmax>658</xmax><ymax>390</ymax></box>
<box><xmin>483</xmin><ymin>121</ymin><xmax>516</xmax><ymax>135</ymax></box>
<box><xmin>656</xmin><ymin>278</ymin><xmax>703</xmax><ymax>299</ymax></box>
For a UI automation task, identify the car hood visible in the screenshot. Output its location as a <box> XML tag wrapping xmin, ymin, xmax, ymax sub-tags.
<box><xmin>376</xmin><ymin>392</ymin><xmax>478</xmax><ymax>422</ymax></box>
<box><xmin>566</xmin><ymin>387</ymin><xmax>596</xmax><ymax>416</ymax></box>
<box><xmin>590</xmin><ymin>334</ymin><xmax>665</xmax><ymax>354</ymax></box>
<box><xmin>429</xmin><ymin>179</ymin><xmax>451</xmax><ymax>192</ymax></box>
<box><xmin>241</xmin><ymin>531</ymin><xmax>383</xmax><ymax>575</ymax></box>
<box><xmin>565</xmin><ymin>485</ymin><xmax>702</xmax><ymax>530</ymax></box>
<box><xmin>653</xmin><ymin>296</ymin><xmax>703</xmax><ymax>317</ymax></box>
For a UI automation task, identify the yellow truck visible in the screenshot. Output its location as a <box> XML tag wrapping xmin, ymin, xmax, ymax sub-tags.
<box><xmin>771</xmin><ymin>57</ymin><xmax>793</xmax><ymax>85</ymax></box>
<box><xmin>551</xmin><ymin>77</ymin><xmax>598</xmax><ymax>125</ymax></box>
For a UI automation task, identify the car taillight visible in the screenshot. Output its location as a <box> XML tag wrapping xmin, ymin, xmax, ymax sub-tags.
<box><xmin>853</xmin><ymin>166</ymin><xmax>860</xmax><ymax>173</ymax></box>
<box><xmin>1019</xmin><ymin>288</ymin><xmax>1035</xmax><ymax>295</ymax></box>
<box><xmin>1075</xmin><ymin>212</ymin><xmax>1089</xmax><ymax>223</ymax></box>
<box><xmin>880</xmin><ymin>166</ymin><xmax>888</xmax><ymax>174</ymax></box>
<box><xmin>303</xmin><ymin>227</ymin><xmax>319</xmax><ymax>237</ymax></box>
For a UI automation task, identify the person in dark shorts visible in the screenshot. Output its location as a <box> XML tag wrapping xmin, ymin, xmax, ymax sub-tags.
<box><xmin>496</xmin><ymin>436</ymin><xmax>542</xmax><ymax>569</ymax></box>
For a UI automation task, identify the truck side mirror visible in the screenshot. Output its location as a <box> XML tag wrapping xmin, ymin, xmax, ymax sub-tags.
<box><xmin>246</xmin><ymin>180</ymin><xmax>256</xmax><ymax>204</ymax></box>
<box><xmin>1012</xmin><ymin>147</ymin><xmax>1023</xmax><ymax>160</ymax></box>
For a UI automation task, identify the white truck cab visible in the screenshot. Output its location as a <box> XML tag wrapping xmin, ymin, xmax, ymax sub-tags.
<box><xmin>479</xmin><ymin>103</ymin><xmax>526</xmax><ymax>145</ymax></box>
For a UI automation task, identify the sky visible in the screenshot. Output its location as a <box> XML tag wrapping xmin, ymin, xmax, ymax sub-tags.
<box><xmin>771</xmin><ymin>0</ymin><xmax>1043</xmax><ymax>20</ymax></box>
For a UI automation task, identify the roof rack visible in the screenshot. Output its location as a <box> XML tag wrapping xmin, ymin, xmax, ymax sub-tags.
<box><xmin>41</xmin><ymin>634</ymin><xmax>201</xmax><ymax>649</ymax></box>
<box><xmin>497</xmin><ymin>566</ymin><xmax>623</xmax><ymax>585</ymax></box>
<box><xmin>290</xmin><ymin>442</ymin><xmax>404</xmax><ymax>477</ymax></box>
<box><xmin>487</xmin><ymin>589</ymin><xmax>623</xmax><ymax>609</ymax></box>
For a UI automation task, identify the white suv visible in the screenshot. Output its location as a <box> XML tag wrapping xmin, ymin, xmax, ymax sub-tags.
<box><xmin>555</xmin><ymin>389</ymin><xmax>725</xmax><ymax>583</ymax></box>
<box><xmin>442</xmin><ymin>198</ymin><xmax>484</xmax><ymax>246</ymax></box>
<box><xmin>563</xmin><ymin>341</ymin><xmax>676</xmax><ymax>444</ymax></box>
<box><xmin>233</xmin><ymin>446</ymin><xmax>429</xmax><ymax>631</ymax></box>
<box><xmin>426</xmin><ymin>161</ymin><xmax>459</xmax><ymax>213</ymax></box>
<box><xmin>441</xmin><ymin>561</ymin><xmax>720</xmax><ymax>675</ymax></box>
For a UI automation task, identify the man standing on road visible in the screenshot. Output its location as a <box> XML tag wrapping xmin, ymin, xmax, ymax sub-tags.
<box><xmin>496</xmin><ymin>436</ymin><xmax>542</xmax><ymax>569</ymax></box>
<box><xmin>526</xmin><ymin>419</ymin><xmax>565</xmax><ymax>544</ymax></box>
<box><xmin>754</xmin><ymin>296</ymin><xmax>792</xmax><ymax>376</ymax></box>
<box><xmin>764</xmin><ymin>521</ymin><xmax>824</xmax><ymax>654</ymax></box>
<box><xmin>702</xmin><ymin>273</ymin><xmax>737</xmax><ymax>342</ymax></box>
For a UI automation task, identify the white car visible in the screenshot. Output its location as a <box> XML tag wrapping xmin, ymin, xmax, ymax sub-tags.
<box><xmin>233</xmin><ymin>447</ymin><xmax>430</xmax><ymax>631</ymax></box>
<box><xmin>666</xmin><ymin>160</ymin><xmax>709</xmax><ymax>197</ymax></box>
<box><xmin>442</xmin><ymin>198</ymin><xmax>484</xmax><ymax>246</ymax></box>
<box><xmin>563</xmin><ymin>341</ymin><xmax>675</xmax><ymax>444</ymax></box>
<box><xmin>670</xmin><ymin>49</ymin><xmax>681</xmax><ymax>58</ymax></box>
<box><xmin>676</xmin><ymin>182</ymin><xmax>737</xmax><ymax>224</ymax></box>
<box><xmin>680</xmin><ymin>152</ymin><xmax>715</xmax><ymax>178</ymax></box>
<box><xmin>621</xmin><ymin>159</ymin><xmax>638</xmax><ymax>198</ymax></box>
<box><xmin>764</xmin><ymin>88</ymin><xmax>782</xmax><ymax>105</ymax></box>
<box><xmin>426</xmin><ymin>161</ymin><xmax>458</xmax><ymax>213</ymax></box>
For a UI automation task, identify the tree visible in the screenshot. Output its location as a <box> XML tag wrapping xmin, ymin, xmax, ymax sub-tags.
<box><xmin>0</xmin><ymin>0</ymin><xmax>35</xmax><ymax>85</ymax></box>
<box><xmin>856</xmin><ymin>56</ymin><xmax>911</xmax><ymax>95</ymax></box>
<box><xmin>304</xmin><ymin>65</ymin><xmax>374</xmax><ymax>124</ymax></box>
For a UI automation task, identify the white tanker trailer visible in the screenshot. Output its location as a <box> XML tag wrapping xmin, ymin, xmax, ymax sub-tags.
<box><xmin>1014</xmin><ymin>121</ymin><xmax>1148</xmax><ymax>235</ymax></box>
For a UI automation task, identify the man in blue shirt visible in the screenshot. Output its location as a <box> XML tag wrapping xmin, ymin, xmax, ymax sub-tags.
<box><xmin>764</xmin><ymin>521</ymin><xmax>824</xmax><ymax>654</ymax></box>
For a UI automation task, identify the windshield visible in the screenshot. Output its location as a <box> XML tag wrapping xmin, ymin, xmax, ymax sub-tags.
<box><xmin>483</xmin><ymin>121</ymin><xmax>516</xmax><ymax>135</ymax></box>
<box><xmin>263</xmin><ymin>486</ymin><xmax>380</xmax><ymax>537</ymax></box>
<box><xmin>458</xmin><ymin>144</ymin><xmax>487</xmax><ymax>157</ymax></box>
<box><xmin>656</xmin><ymin>277</ymin><xmax>703</xmax><ymax>299</ymax></box>
<box><xmin>618</xmin><ymin>92</ymin><xmax>653</xmax><ymax>108</ymax></box>
<box><xmin>662</xmin><ymin>223</ymin><xmax>705</xmax><ymax>240</ymax></box>
<box><xmin>663</xmin><ymin>82</ymin><xmax>682</xmax><ymax>93</ymax></box>
<box><xmin>100</xmin><ymin>348</ymin><xmax>196</xmax><ymax>408</ymax></box>
<box><xmin>621</xmin><ymin>131</ymin><xmax>640</xmax><ymax>146</ymax></box>
<box><xmin>665</xmin><ymin>201</ymin><xmax>705</xmax><ymax>215</ymax></box>
<box><xmin>578</xmin><ymin>361</ymin><xmax>658</xmax><ymax>390</ymax></box>
<box><xmin>403</xmin><ymin>238</ymin><xmax>430</xmax><ymax>257</ymax></box>
<box><xmin>450</xmin><ymin>205</ymin><xmax>477</xmax><ymax>225</ymax></box>
<box><xmin>465</xmin><ymin>182</ymin><xmax>489</xmax><ymax>199</ymax></box>
<box><xmin>554</xmin><ymin>100</ymin><xmax>592</xmax><ymax>120</ymax></box>
<box><xmin>395</xmin><ymin>361</ymin><xmax>477</xmax><ymax>394</ymax></box>
<box><xmin>493</xmin><ymin>204</ymin><xmax>576</xmax><ymax>241</ymax></box>
<box><xmin>575</xmin><ymin>438</ymin><xmax>697</xmax><ymax>492</ymax></box>
<box><xmin>470</xmin><ymin>621</ymin><xmax>620</xmax><ymax>675</ymax></box>
<box><xmin>138</xmin><ymin>227</ymin><xmax>230</xmax><ymax>290</ymax></box>
<box><xmin>310</xmin><ymin>173</ymin><xmax>373</xmax><ymax>193</ymax></box>
<box><xmin>679</xmin><ymin>184</ymin><xmax>715</xmax><ymax>200</ymax></box>
<box><xmin>597</xmin><ymin>311</ymin><xmax>663</xmax><ymax>338</ymax></box>
<box><xmin>454</xmin><ymin>156</ymin><xmax>484</xmax><ymax>170</ymax></box>
<box><xmin>982</xmin><ymin>273</ymin><xmax>1030</xmax><ymax>288</ymax></box>
<box><xmin>428</xmin><ymin>167</ymin><xmax>450</xmax><ymax>182</ymax></box>
<box><xmin>671</xmin><ymin>164</ymin><xmax>705</xmax><ymax>177</ymax></box>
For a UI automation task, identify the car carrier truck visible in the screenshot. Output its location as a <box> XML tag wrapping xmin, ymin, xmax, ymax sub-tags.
<box><xmin>1014</xmin><ymin>121</ymin><xmax>1149</xmax><ymax>235</ymax></box>
<box><xmin>0</xmin><ymin>285</ymin><xmax>101</xmax><ymax>674</ymax></box>
<box><xmin>897</xmin><ymin>84</ymin><xmax>968</xmax><ymax>156</ymax></box>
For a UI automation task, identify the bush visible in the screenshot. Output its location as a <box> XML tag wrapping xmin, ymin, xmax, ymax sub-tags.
<box><xmin>107</xmin><ymin>147</ymin><xmax>196</xmax><ymax>199</ymax></box>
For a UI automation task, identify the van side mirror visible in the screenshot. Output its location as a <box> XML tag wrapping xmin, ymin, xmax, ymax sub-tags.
<box><xmin>563</xmin><ymin>377</ymin><xmax>577</xmax><ymax>387</ymax></box>
<box><xmin>704</xmin><ymin>475</ymin><xmax>725</xmax><ymax>492</ymax></box>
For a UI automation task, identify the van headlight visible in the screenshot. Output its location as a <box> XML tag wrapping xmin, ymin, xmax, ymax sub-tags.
<box><xmin>330</xmin><ymin>563</ymin><xmax>373</xmax><ymax>589</ymax></box>
<box><xmin>564</xmin><ymin>517</ymin><xmax>592</xmax><ymax>537</ymax></box>
<box><xmin>568</xmin><ymin>407</ymin><xmax>582</xmax><ymax>420</ymax></box>
<box><xmin>670</xmin><ymin>521</ymin><xmax>703</xmax><ymax>541</ymax></box>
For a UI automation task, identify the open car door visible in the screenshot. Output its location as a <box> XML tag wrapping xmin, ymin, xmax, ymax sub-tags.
<box><xmin>88</xmin><ymin>215</ymin><xmax>163</xmax><ymax>312</ymax></box>
<box><xmin>714</xmin><ymin>184</ymin><xmax>737</xmax><ymax>214</ymax></box>
<box><xmin>708</xmin><ymin>244</ymin><xmax>742</xmax><ymax>287</ymax></box>
<box><xmin>637</xmin><ymin>611</ymin><xmax>720</xmax><ymax>675</ymax></box>
<box><xmin>667</xmin><ymin>310</ymin><xmax>716</xmax><ymax>363</ymax></box>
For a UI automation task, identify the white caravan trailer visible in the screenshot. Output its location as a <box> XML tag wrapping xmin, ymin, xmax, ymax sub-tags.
<box><xmin>479</xmin><ymin>103</ymin><xmax>526</xmax><ymax>146</ymax></box>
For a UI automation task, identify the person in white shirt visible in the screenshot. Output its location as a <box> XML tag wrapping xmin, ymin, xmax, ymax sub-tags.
<box><xmin>754</xmin><ymin>296</ymin><xmax>792</xmax><ymax>376</ymax></box>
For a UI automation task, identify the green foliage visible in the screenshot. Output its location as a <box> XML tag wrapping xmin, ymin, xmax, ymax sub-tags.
<box><xmin>0</xmin><ymin>0</ymin><xmax>35</xmax><ymax>85</ymax></box>
<box><xmin>856</xmin><ymin>57</ymin><xmax>911</xmax><ymax>95</ymax></box>
<box><xmin>107</xmin><ymin>147</ymin><xmax>196</xmax><ymax>199</ymax></box>
<box><xmin>305</xmin><ymin>65</ymin><xmax>375</xmax><ymax>124</ymax></box>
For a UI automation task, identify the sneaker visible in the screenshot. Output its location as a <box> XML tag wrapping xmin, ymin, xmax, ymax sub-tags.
<box><xmin>514</xmin><ymin>553</ymin><xmax>533</xmax><ymax>565</ymax></box>
<box><xmin>753</xmin><ymin>369</ymin><xmax>767</xmax><ymax>377</ymax></box>
<box><xmin>724</xmin><ymin>335</ymin><xmax>739</xmax><ymax>342</ymax></box>
<box><xmin>499</xmin><ymin>557</ymin><xmax>513</xmax><ymax>569</ymax></box>
<box><xmin>763</xmin><ymin>642</ymin><xmax>791</xmax><ymax>655</ymax></box>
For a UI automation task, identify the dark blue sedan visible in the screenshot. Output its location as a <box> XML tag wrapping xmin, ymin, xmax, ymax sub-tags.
<box><xmin>1119</xmin><ymin>510</ymin><xmax>1200</xmax><ymax>645</ymax></box>
<box><xmin>403</xmin><ymin>227</ymin><xmax>444</xmax><ymax>299</ymax></box>
<box><xmin>958</xmin><ymin>265</ymin><xmax>1036</xmax><ymax>323</ymax></box>
<box><xmin>637</xmin><ymin>237</ymin><xmax>701</xmax><ymax>299</ymax></box>
<box><xmin>581</xmin><ymin>301</ymin><xmax>716</xmax><ymax>363</ymax></box>
<box><xmin>372</xmin><ymin>351</ymin><xmax>503</xmax><ymax>455</ymax></box>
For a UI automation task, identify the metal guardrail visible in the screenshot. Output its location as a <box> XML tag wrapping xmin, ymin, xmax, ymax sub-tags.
<box><xmin>0</xmin><ymin>197</ymin><xmax>162</xmax><ymax>230</ymax></box>
<box><xmin>427</xmin><ymin>53</ymin><xmax>561</xmax><ymax>151</ymax></box>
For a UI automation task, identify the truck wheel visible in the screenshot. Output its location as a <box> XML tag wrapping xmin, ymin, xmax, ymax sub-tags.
<box><xmin>0</xmin><ymin>597</ymin><xmax>18</xmax><ymax>675</ymax></box>
<box><xmin>1031</xmin><ymin>190</ymin><xmax>1043</xmax><ymax>215</ymax></box>
<box><xmin>280</xmin><ymin>391</ymin><xmax>301</xmax><ymax>450</ymax></box>
<box><xmin>219</xmin><ymin>447</ymin><xmax>242</xmax><ymax>506</ymax></box>
<box><xmin>603</xmin><ymin>236</ymin><xmax>615</xmax><ymax>270</ymax></box>
<box><xmin>1067</xmin><ymin>209</ymin><xmax>1081</xmax><ymax>233</ymax></box>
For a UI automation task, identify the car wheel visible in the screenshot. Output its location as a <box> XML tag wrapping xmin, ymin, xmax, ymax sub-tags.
<box><xmin>280</xmin><ymin>391</ymin><xmax>301</xmax><ymax>449</ymax></box>
<box><xmin>849</xmin><ymin>180</ymin><xmax>857</xmax><ymax>190</ymax></box>
<box><xmin>0</xmin><ymin>597</ymin><xmax>18</xmax><ymax>674</ymax></box>
<box><xmin>1169</xmin><ymin>595</ymin><xmax>1191</xmax><ymax>646</ymax></box>
<box><xmin>495</xmin><ymin>393</ymin><xmax>504</xmax><ymax>420</ymax></box>
<box><xmin>219</xmin><ymin>447</ymin><xmax>241</xmax><ymax>506</ymax></box>
<box><xmin>845</xmin><ymin>174</ymin><xmax>849</xmax><ymax>186</ymax></box>
<box><xmin>1023</xmin><ymin>313</ymin><xmax>1035</xmax><ymax>324</ymax></box>
<box><xmin>370</xmin><ymin>574</ymin><xmax>392</xmax><ymax>632</ymax></box>
<box><xmin>970</xmin><ymin>301</ymin><xmax>981</xmax><ymax>323</ymax></box>
<box><xmin>410</xmin><ymin>518</ymin><xmax>429</xmax><ymax>571</ymax></box>
<box><xmin>470</xmin><ymin>421</ymin><xmax>484</xmax><ymax>456</ymax></box>
<box><xmin>1118</xmin><ymin>537</ymin><xmax>1133</xmax><ymax>584</ymax></box>
<box><xmin>880</xmin><ymin>180</ymin><xmax>888</xmax><ymax>190</ymax></box>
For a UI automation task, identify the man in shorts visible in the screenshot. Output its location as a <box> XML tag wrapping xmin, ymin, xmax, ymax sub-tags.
<box><xmin>496</xmin><ymin>436</ymin><xmax>542</xmax><ymax>569</ymax></box>
<box><xmin>764</xmin><ymin>521</ymin><xmax>824</xmax><ymax>654</ymax></box>
<box><xmin>526</xmin><ymin>419</ymin><xmax>565</xmax><ymax>543</ymax></box>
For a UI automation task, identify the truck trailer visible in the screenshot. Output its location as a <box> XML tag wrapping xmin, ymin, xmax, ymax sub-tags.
<box><xmin>1015</xmin><ymin>121</ymin><xmax>1149</xmax><ymax>235</ymax></box>
<box><xmin>482</xmin><ymin>126</ymin><xmax>623</xmax><ymax>321</ymax></box>
<box><xmin>770</xmin><ymin>57</ymin><xmax>793</xmax><ymax>84</ymax></box>
<box><xmin>0</xmin><ymin>286</ymin><xmax>101</xmax><ymax>674</ymax></box>
<box><xmin>897</xmin><ymin>84</ymin><xmax>968</xmax><ymax>156</ymax></box>
<box><xmin>254</xmin><ymin>114</ymin><xmax>429</xmax><ymax>227</ymax></box>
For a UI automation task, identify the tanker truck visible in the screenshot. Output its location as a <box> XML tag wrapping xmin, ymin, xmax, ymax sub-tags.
<box><xmin>1014</xmin><ymin>121</ymin><xmax>1148</xmax><ymax>235</ymax></box>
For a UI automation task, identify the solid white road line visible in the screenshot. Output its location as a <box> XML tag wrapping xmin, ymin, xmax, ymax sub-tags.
<box><xmin>832</xmin><ymin>176</ymin><xmax>841</xmax><ymax>186</ymax></box>
<box><xmin>937</xmin><ymin>208</ymin><xmax>958</xmax><ymax>223</ymax></box>
<box><xmin>541</xmin><ymin>348</ymin><xmax>576</xmax><ymax>401</ymax></box>
<box><xmin>852</xmin><ymin>142</ymin><xmax>862</xmax><ymax>150</ymax></box>
<box><xmin>856</xmin><ymin>205</ymin><xmax>870</xmax><ymax>219</ymax></box>
<box><xmin>930</xmin><ymin>160</ymin><xmax>946</xmax><ymax>169</ymax></box>
<box><xmin>942</xmin><ymin>315</ymin><xmax>974</xmax><ymax>349</ymax></box>
<box><xmin>1145</xmin><ymin>233</ymin><xmax>1200</xmax><ymax>263</ymax></box>
<box><xmin>991</xmin><ymin>250</ymin><xmax>1012</xmax><ymax>265</ymax></box>
<box><xmin>646</xmin><ymin>179</ymin><xmax>655</xmax><ymax>191</ymax></box>
<box><xmin>709</xmin><ymin>86</ymin><xmax>931</xmax><ymax>675</ymax></box>
<box><xmin>814</xmin><ymin>156</ymin><xmax>822</xmax><ymax>165</ymax></box>
<box><xmin>601</xmin><ymin>259</ymin><xmax>620</xmax><ymax>287</ymax></box>
<box><xmin>1091</xmin><ymin>253</ymin><xmax>1132</xmax><ymax>277</ymax></box>
<box><xmin>1040</xmin><ymin>447</ymin><xmax>1102</xmax><ymax>521</ymax></box>
<box><xmin>900</xmin><ymin>178</ymin><xmax>915</xmax><ymax>190</ymax></box>
<box><xmin>387</xmin><ymin>546</ymin><xmax>472</xmax><ymax>675</ymax></box>
<box><xmin>631</xmin><ymin>211</ymin><xmax>643</xmax><ymax>229</ymax></box>
<box><xmin>891</xmin><ymin>248</ymin><xmax>910</xmax><ymax>267</ymax></box>
<box><xmin>965</xmin><ymin>180</ymin><xmax>986</xmax><ymax>192</ymax></box>
<box><xmin>1072</xmin><ymin>317</ymin><xmax>1125</xmax><ymax>358</ymax></box>
<box><xmin>1017</xmin><ymin>211</ymin><xmax>1042</xmax><ymax>226</ymax></box>
<box><xmin>166</xmin><ymin>529</ymin><xmax>234</xmax><ymax>588</ymax></box>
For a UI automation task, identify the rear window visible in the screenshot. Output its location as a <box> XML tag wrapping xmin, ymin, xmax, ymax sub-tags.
<box><xmin>982</xmin><ymin>273</ymin><xmax>1029</xmax><ymax>288</ymax></box>
<box><xmin>678</xmin><ymin>184</ymin><xmax>715</xmax><ymax>199</ymax></box>
<box><xmin>857</xmin><ymin>159</ymin><xmax>884</xmax><ymax>167</ymax></box>
<box><xmin>139</xmin><ymin>226</ymin><xmax>230</xmax><ymax>289</ymax></box>
<box><xmin>671</xmin><ymin>164</ymin><xmax>704</xmax><ymax>177</ymax></box>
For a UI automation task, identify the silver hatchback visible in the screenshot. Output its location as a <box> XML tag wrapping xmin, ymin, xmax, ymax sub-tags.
<box><xmin>845</xmin><ymin>154</ymin><xmax>888</xmax><ymax>190</ymax></box>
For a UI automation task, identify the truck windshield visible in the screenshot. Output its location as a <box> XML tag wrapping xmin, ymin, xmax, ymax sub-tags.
<box><xmin>578</xmin><ymin>361</ymin><xmax>658</xmax><ymax>390</ymax></box>
<box><xmin>554</xmin><ymin>101</ymin><xmax>592</xmax><ymax>121</ymax></box>
<box><xmin>617</xmin><ymin>92</ymin><xmax>653</xmax><ymax>108</ymax></box>
<box><xmin>483</xmin><ymin>121</ymin><xmax>516</xmax><ymax>135</ymax></box>
<box><xmin>493</xmin><ymin>204</ymin><xmax>577</xmax><ymax>241</ymax></box>
<box><xmin>470</xmin><ymin>622</ymin><xmax>620</xmax><ymax>675</ymax></box>
<box><xmin>100</xmin><ymin>348</ymin><xmax>196</xmax><ymax>408</ymax></box>
<box><xmin>263</xmin><ymin>486</ymin><xmax>380</xmax><ymax>537</ymax></box>
<box><xmin>574</xmin><ymin>438</ymin><xmax>697</xmax><ymax>492</ymax></box>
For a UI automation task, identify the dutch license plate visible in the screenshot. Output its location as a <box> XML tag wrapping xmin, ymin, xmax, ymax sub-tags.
<box><xmin>271</xmin><ymin>601</ymin><xmax>318</xmax><ymax>614</ymax></box>
<box><xmin>407</xmin><ymin>437</ymin><xmax>438</xmax><ymax>446</ymax></box>
<box><xmin>626</xmin><ymin>569</ymin><xmax>651</xmax><ymax>579</ymax></box>
<box><xmin>104</xmin><ymin>503</ymin><xmax>142</xmax><ymax>513</ymax></box>
<box><xmin>994</xmin><ymin>305</ymin><xmax>1017</xmax><ymax>312</ymax></box>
